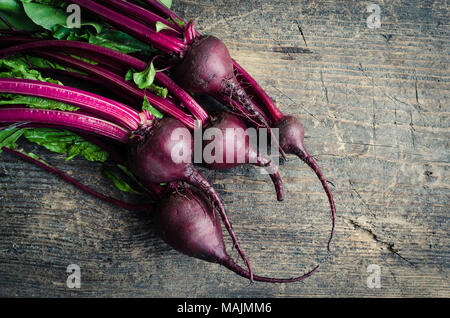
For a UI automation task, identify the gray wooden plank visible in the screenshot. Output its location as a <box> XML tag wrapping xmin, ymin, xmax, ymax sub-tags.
<box><xmin>0</xmin><ymin>0</ymin><xmax>448</xmax><ymax>297</ymax></box>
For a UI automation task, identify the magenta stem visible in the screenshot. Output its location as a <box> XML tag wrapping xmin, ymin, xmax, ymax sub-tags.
<box><xmin>0</xmin><ymin>78</ymin><xmax>142</xmax><ymax>131</ymax></box>
<box><xmin>299</xmin><ymin>151</ymin><xmax>336</xmax><ymax>251</ymax></box>
<box><xmin>98</xmin><ymin>0</ymin><xmax>181</xmax><ymax>36</ymax></box>
<box><xmin>69</xmin><ymin>0</ymin><xmax>185</xmax><ymax>54</ymax></box>
<box><xmin>0</xmin><ymin>39</ymin><xmax>147</xmax><ymax>70</ymax></box>
<box><xmin>33</xmin><ymin>67</ymin><xmax>106</xmax><ymax>87</ymax></box>
<box><xmin>0</xmin><ymin>107</ymin><xmax>131</xmax><ymax>143</ymax></box>
<box><xmin>1</xmin><ymin>146</ymin><xmax>152</xmax><ymax>212</ymax></box>
<box><xmin>0</xmin><ymin>35</ymin><xmax>40</xmax><ymax>48</ymax></box>
<box><xmin>143</xmin><ymin>0</ymin><xmax>184</xmax><ymax>31</ymax></box>
<box><xmin>213</xmin><ymin>93</ymin><xmax>267</xmax><ymax>128</ymax></box>
<box><xmin>232</xmin><ymin>60</ymin><xmax>285</xmax><ymax>124</ymax></box>
<box><xmin>221</xmin><ymin>257</ymin><xmax>319</xmax><ymax>283</ymax></box>
<box><xmin>30</xmin><ymin>51</ymin><xmax>196</xmax><ymax>129</ymax></box>
<box><xmin>0</xmin><ymin>38</ymin><xmax>209</xmax><ymax>125</ymax></box>
<box><xmin>155</xmin><ymin>72</ymin><xmax>209</xmax><ymax>124</ymax></box>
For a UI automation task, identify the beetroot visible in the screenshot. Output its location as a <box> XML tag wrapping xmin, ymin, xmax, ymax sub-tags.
<box><xmin>203</xmin><ymin>112</ymin><xmax>284</xmax><ymax>201</ymax></box>
<box><xmin>276</xmin><ymin>116</ymin><xmax>336</xmax><ymax>250</ymax></box>
<box><xmin>0</xmin><ymin>79</ymin><xmax>253</xmax><ymax>280</ymax></box>
<box><xmin>127</xmin><ymin>117</ymin><xmax>253</xmax><ymax>279</ymax></box>
<box><xmin>173</xmin><ymin>36</ymin><xmax>271</xmax><ymax>130</ymax></box>
<box><xmin>154</xmin><ymin>188</ymin><xmax>319</xmax><ymax>283</ymax></box>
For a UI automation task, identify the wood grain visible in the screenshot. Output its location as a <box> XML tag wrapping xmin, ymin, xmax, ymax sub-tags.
<box><xmin>0</xmin><ymin>0</ymin><xmax>448</xmax><ymax>297</ymax></box>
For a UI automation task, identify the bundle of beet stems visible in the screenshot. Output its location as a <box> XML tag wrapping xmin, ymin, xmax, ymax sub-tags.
<box><xmin>0</xmin><ymin>0</ymin><xmax>335</xmax><ymax>283</ymax></box>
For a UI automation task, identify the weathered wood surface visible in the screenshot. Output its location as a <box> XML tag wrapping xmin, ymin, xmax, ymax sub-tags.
<box><xmin>0</xmin><ymin>0</ymin><xmax>448</xmax><ymax>297</ymax></box>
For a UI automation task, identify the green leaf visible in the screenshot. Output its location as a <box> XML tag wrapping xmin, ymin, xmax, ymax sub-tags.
<box><xmin>102</xmin><ymin>166</ymin><xmax>142</xmax><ymax>195</ymax></box>
<box><xmin>0</xmin><ymin>0</ymin><xmax>21</xmax><ymax>13</ymax></box>
<box><xmin>0</xmin><ymin>57</ymin><xmax>63</xmax><ymax>84</ymax></box>
<box><xmin>155</xmin><ymin>21</ymin><xmax>175</xmax><ymax>33</ymax></box>
<box><xmin>149</xmin><ymin>84</ymin><xmax>168</xmax><ymax>98</ymax></box>
<box><xmin>88</xmin><ymin>30</ymin><xmax>155</xmax><ymax>55</ymax></box>
<box><xmin>0</xmin><ymin>57</ymin><xmax>81</xmax><ymax>111</ymax></box>
<box><xmin>23</xmin><ymin>128</ymin><xmax>109</xmax><ymax>162</ymax></box>
<box><xmin>0</xmin><ymin>94</ymin><xmax>79</xmax><ymax>111</ymax></box>
<box><xmin>172</xmin><ymin>16</ymin><xmax>185</xmax><ymax>29</ymax></box>
<box><xmin>158</xmin><ymin>0</ymin><xmax>172</xmax><ymax>9</ymax></box>
<box><xmin>19</xmin><ymin>0</ymin><xmax>65</xmax><ymax>6</ymax></box>
<box><xmin>117</xmin><ymin>164</ymin><xmax>139</xmax><ymax>183</ymax></box>
<box><xmin>0</xmin><ymin>127</ymin><xmax>26</xmax><ymax>153</ymax></box>
<box><xmin>20</xmin><ymin>1</ymin><xmax>102</xmax><ymax>37</ymax></box>
<box><xmin>133</xmin><ymin>62</ymin><xmax>156</xmax><ymax>89</ymax></box>
<box><xmin>21</xmin><ymin>2</ymin><xmax>69</xmax><ymax>30</ymax></box>
<box><xmin>142</xmin><ymin>96</ymin><xmax>163</xmax><ymax>119</ymax></box>
<box><xmin>0</xmin><ymin>0</ymin><xmax>41</xmax><ymax>31</ymax></box>
<box><xmin>125</xmin><ymin>68</ymin><xmax>134</xmax><ymax>82</ymax></box>
<box><xmin>13</xmin><ymin>148</ymin><xmax>50</xmax><ymax>165</ymax></box>
<box><xmin>125</xmin><ymin>67</ymin><xmax>168</xmax><ymax>98</ymax></box>
<box><xmin>24</xmin><ymin>55</ymin><xmax>66</xmax><ymax>71</ymax></box>
<box><xmin>22</xmin><ymin>151</ymin><xmax>41</xmax><ymax>162</ymax></box>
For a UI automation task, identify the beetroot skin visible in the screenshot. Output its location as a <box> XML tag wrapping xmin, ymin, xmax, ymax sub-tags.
<box><xmin>173</xmin><ymin>36</ymin><xmax>234</xmax><ymax>94</ymax></box>
<box><xmin>153</xmin><ymin>189</ymin><xmax>319</xmax><ymax>283</ymax></box>
<box><xmin>128</xmin><ymin>117</ymin><xmax>253</xmax><ymax>278</ymax></box>
<box><xmin>203</xmin><ymin>112</ymin><xmax>284</xmax><ymax>201</ymax></box>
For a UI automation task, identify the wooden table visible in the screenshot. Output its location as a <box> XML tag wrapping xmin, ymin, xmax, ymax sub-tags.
<box><xmin>0</xmin><ymin>0</ymin><xmax>448</xmax><ymax>297</ymax></box>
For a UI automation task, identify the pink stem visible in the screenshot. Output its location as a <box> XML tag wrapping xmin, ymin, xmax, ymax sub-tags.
<box><xmin>1</xmin><ymin>146</ymin><xmax>152</xmax><ymax>212</ymax></box>
<box><xmin>97</xmin><ymin>0</ymin><xmax>181</xmax><ymax>36</ymax></box>
<box><xmin>31</xmin><ymin>51</ymin><xmax>196</xmax><ymax>129</ymax></box>
<box><xmin>0</xmin><ymin>107</ymin><xmax>130</xmax><ymax>143</ymax></box>
<box><xmin>69</xmin><ymin>0</ymin><xmax>185</xmax><ymax>54</ymax></box>
<box><xmin>0</xmin><ymin>78</ymin><xmax>142</xmax><ymax>131</ymax></box>
<box><xmin>232</xmin><ymin>60</ymin><xmax>285</xmax><ymax>124</ymax></box>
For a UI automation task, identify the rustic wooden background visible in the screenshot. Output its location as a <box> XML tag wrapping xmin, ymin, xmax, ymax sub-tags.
<box><xmin>0</xmin><ymin>0</ymin><xmax>448</xmax><ymax>297</ymax></box>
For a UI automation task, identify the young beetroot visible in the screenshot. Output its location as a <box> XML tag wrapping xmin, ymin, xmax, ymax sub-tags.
<box><xmin>2</xmin><ymin>140</ymin><xmax>318</xmax><ymax>283</ymax></box>
<box><xmin>0</xmin><ymin>78</ymin><xmax>253</xmax><ymax>279</ymax></box>
<box><xmin>154</xmin><ymin>188</ymin><xmax>319</xmax><ymax>283</ymax></box>
<box><xmin>276</xmin><ymin>116</ymin><xmax>336</xmax><ymax>250</ymax></box>
<box><xmin>120</xmin><ymin>0</ymin><xmax>337</xmax><ymax>250</ymax></box>
<box><xmin>172</xmin><ymin>36</ymin><xmax>270</xmax><ymax>130</ymax></box>
<box><xmin>202</xmin><ymin>112</ymin><xmax>284</xmax><ymax>201</ymax></box>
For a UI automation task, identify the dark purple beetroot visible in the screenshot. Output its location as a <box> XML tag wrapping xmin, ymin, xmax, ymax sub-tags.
<box><xmin>153</xmin><ymin>189</ymin><xmax>319</xmax><ymax>283</ymax></box>
<box><xmin>127</xmin><ymin>117</ymin><xmax>253</xmax><ymax>278</ymax></box>
<box><xmin>173</xmin><ymin>36</ymin><xmax>271</xmax><ymax>132</ymax></box>
<box><xmin>203</xmin><ymin>112</ymin><xmax>284</xmax><ymax>201</ymax></box>
<box><xmin>173</xmin><ymin>36</ymin><xmax>234</xmax><ymax>94</ymax></box>
<box><xmin>276</xmin><ymin>115</ymin><xmax>336</xmax><ymax>250</ymax></box>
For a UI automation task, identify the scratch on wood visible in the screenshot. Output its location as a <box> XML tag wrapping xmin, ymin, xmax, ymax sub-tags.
<box><xmin>320</xmin><ymin>71</ymin><xmax>329</xmax><ymax>104</ymax></box>
<box><xmin>381</xmin><ymin>34</ymin><xmax>393</xmax><ymax>42</ymax></box>
<box><xmin>295</xmin><ymin>20</ymin><xmax>308</xmax><ymax>47</ymax></box>
<box><xmin>359</xmin><ymin>63</ymin><xmax>426</xmax><ymax>116</ymax></box>
<box><xmin>348</xmin><ymin>180</ymin><xmax>371</xmax><ymax>214</ymax></box>
<box><xmin>371</xmin><ymin>77</ymin><xmax>376</xmax><ymax>147</ymax></box>
<box><xmin>268</xmin><ymin>84</ymin><xmax>319</xmax><ymax>121</ymax></box>
<box><xmin>345</xmin><ymin>217</ymin><xmax>416</xmax><ymax>267</ymax></box>
<box><xmin>272</xmin><ymin>47</ymin><xmax>312</xmax><ymax>54</ymax></box>
<box><xmin>409</xmin><ymin>110</ymin><xmax>416</xmax><ymax>148</ymax></box>
<box><xmin>415</xmin><ymin>76</ymin><xmax>420</xmax><ymax>105</ymax></box>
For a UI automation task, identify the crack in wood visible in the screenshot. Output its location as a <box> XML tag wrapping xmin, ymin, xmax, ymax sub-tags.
<box><xmin>320</xmin><ymin>70</ymin><xmax>329</xmax><ymax>104</ymax></box>
<box><xmin>345</xmin><ymin>217</ymin><xmax>416</xmax><ymax>267</ymax></box>
<box><xmin>295</xmin><ymin>20</ymin><xmax>308</xmax><ymax>47</ymax></box>
<box><xmin>268</xmin><ymin>84</ymin><xmax>319</xmax><ymax>121</ymax></box>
